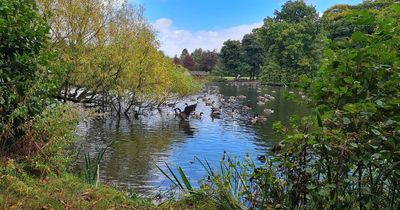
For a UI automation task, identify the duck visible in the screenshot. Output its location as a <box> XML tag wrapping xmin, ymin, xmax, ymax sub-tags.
<box><xmin>191</xmin><ymin>112</ymin><xmax>203</xmax><ymax>119</ymax></box>
<box><xmin>263</xmin><ymin>108</ymin><xmax>274</xmax><ymax>114</ymax></box>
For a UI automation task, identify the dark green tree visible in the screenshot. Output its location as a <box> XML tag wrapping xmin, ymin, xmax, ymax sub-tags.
<box><xmin>258</xmin><ymin>0</ymin><xmax>323</xmax><ymax>84</ymax></box>
<box><xmin>180</xmin><ymin>48</ymin><xmax>190</xmax><ymax>62</ymax></box>
<box><xmin>191</xmin><ymin>48</ymin><xmax>203</xmax><ymax>71</ymax></box>
<box><xmin>220</xmin><ymin>40</ymin><xmax>246</xmax><ymax>77</ymax></box>
<box><xmin>242</xmin><ymin>33</ymin><xmax>264</xmax><ymax>80</ymax></box>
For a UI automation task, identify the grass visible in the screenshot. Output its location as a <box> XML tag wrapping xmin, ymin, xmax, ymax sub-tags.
<box><xmin>0</xmin><ymin>159</ymin><xmax>153</xmax><ymax>209</ymax></box>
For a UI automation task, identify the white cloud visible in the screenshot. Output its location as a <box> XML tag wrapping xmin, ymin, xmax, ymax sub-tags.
<box><xmin>152</xmin><ymin>18</ymin><xmax>263</xmax><ymax>57</ymax></box>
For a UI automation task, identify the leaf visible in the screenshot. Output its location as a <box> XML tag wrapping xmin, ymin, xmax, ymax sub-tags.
<box><xmin>371</xmin><ymin>129</ymin><xmax>381</xmax><ymax>136</ymax></box>
<box><xmin>350</xmin><ymin>143</ymin><xmax>358</xmax><ymax>148</ymax></box>
<box><xmin>343</xmin><ymin>117</ymin><xmax>351</xmax><ymax>125</ymax></box>
<box><xmin>177</xmin><ymin>167</ymin><xmax>192</xmax><ymax>191</ymax></box>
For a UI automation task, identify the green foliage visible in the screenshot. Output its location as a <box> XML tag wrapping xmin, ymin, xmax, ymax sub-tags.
<box><xmin>220</xmin><ymin>40</ymin><xmax>247</xmax><ymax>77</ymax></box>
<box><xmin>82</xmin><ymin>147</ymin><xmax>107</xmax><ymax>185</ymax></box>
<box><xmin>0</xmin><ymin>0</ymin><xmax>54</xmax><ymax>149</ymax></box>
<box><xmin>241</xmin><ymin>33</ymin><xmax>264</xmax><ymax>80</ymax></box>
<box><xmin>258</xmin><ymin>0</ymin><xmax>324</xmax><ymax>84</ymax></box>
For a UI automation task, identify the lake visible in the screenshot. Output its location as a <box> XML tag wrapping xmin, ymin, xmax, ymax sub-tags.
<box><xmin>75</xmin><ymin>82</ymin><xmax>309</xmax><ymax>196</ymax></box>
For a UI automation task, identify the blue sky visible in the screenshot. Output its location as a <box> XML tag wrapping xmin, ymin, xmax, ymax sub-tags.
<box><xmin>129</xmin><ymin>0</ymin><xmax>362</xmax><ymax>56</ymax></box>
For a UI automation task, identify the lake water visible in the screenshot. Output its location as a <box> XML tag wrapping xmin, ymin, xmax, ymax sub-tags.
<box><xmin>75</xmin><ymin>82</ymin><xmax>309</xmax><ymax>195</ymax></box>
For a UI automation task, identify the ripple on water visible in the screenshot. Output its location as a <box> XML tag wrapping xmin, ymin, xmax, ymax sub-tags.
<box><xmin>76</xmin><ymin>83</ymin><xmax>309</xmax><ymax>195</ymax></box>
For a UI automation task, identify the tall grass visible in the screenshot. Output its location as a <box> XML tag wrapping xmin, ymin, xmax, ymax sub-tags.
<box><xmin>82</xmin><ymin>147</ymin><xmax>108</xmax><ymax>185</ymax></box>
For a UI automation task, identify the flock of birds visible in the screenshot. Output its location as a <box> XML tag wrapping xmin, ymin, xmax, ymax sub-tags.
<box><xmin>173</xmin><ymin>86</ymin><xmax>278</xmax><ymax>125</ymax></box>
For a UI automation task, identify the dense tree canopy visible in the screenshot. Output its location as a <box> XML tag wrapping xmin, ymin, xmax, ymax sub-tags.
<box><xmin>257</xmin><ymin>0</ymin><xmax>323</xmax><ymax>84</ymax></box>
<box><xmin>220</xmin><ymin>40</ymin><xmax>247</xmax><ymax>77</ymax></box>
<box><xmin>241</xmin><ymin>33</ymin><xmax>264</xmax><ymax>80</ymax></box>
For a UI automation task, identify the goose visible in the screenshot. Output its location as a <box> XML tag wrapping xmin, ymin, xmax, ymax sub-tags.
<box><xmin>191</xmin><ymin>112</ymin><xmax>203</xmax><ymax>119</ymax></box>
<box><xmin>211</xmin><ymin>105</ymin><xmax>222</xmax><ymax>112</ymax></box>
<box><xmin>264</xmin><ymin>108</ymin><xmax>274</xmax><ymax>114</ymax></box>
<box><xmin>257</xmin><ymin>96</ymin><xmax>266</xmax><ymax>100</ymax></box>
<box><xmin>227</xmin><ymin>109</ymin><xmax>236</xmax><ymax>117</ymax></box>
<box><xmin>250</xmin><ymin>114</ymin><xmax>259</xmax><ymax>124</ymax></box>
<box><xmin>211</xmin><ymin>110</ymin><xmax>221</xmax><ymax>118</ymax></box>
<box><xmin>205</xmin><ymin>100</ymin><xmax>214</xmax><ymax>106</ymax></box>
<box><xmin>134</xmin><ymin>110</ymin><xmax>139</xmax><ymax>119</ymax></box>
<box><xmin>174</xmin><ymin>108</ymin><xmax>189</xmax><ymax>120</ymax></box>
<box><xmin>242</xmin><ymin>105</ymin><xmax>252</xmax><ymax>111</ymax></box>
<box><xmin>257</xmin><ymin>101</ymin><xmax>265</xmax><ymax>106</ymax></box>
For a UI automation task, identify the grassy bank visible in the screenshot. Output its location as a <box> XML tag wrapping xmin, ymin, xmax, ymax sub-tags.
<box><xmin>0</xmin><ymin>160</ymin><xmax>152</xmax><ymax>209</ymax></box>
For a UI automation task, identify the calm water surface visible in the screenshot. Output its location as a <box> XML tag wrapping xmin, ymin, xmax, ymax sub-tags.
<box><xmin>75</xmin><ymin>82</ymin><xmax>309</xmax><ymax>195</ymax></box>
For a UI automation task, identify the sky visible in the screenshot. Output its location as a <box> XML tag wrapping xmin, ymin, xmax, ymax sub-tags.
<box><xmin>129</xmin><ymin>0</ymin><xmax>363</xmax><ymax>56</ymax></box>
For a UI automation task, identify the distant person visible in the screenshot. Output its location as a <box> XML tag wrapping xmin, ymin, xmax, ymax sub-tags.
<box><xmin>236</xmin><ymin>74</ymin><xmax>241</xmax><ymax>80</ymax></box>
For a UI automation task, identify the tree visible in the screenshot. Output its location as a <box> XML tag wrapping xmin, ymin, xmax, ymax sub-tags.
<box><xmin>0</xmin><ymin>0</ymin><xmax>57</xmax><ymax>150</ymax></box>
<box><xmin>242</xmin><ymin>33</ymin><xmax>264</xmax><ymax>80</ymax></box>
<box><xmin>258</xmin><ymin>0</ymin><xmax>323</xmax><ymax>84</ymax></box>
<box><xmin>180</xmin><ymin>48</ymin><xmax>190</xmax><ymax>61</ymax></box>
<box><xmin>182</xmin><ymin>55</ymin><xmax>195</xmax><ymax>71</ymax></box>
<box><xmin>199</xmin><ymin>50</ymin><xmax>219</xmax><ymax>72</ymax></box>
<box><xmin>37</xmin><ymin>0</ymin><xmax>199</xmax><ymax>115</ymax></box>
<box><xmin>220</xmin><ymin>40</ymin><xmax>245</xmax><ymax>77</ymax></box>
<box><xmin>173</xmin><ymin>55</ymin><xmax>181</xmax><ymax>65</ymax></box>
<box><xmin>191</xmin><ymin>48</ymin><xmax>203</xmax><ymax>71</ymax></box>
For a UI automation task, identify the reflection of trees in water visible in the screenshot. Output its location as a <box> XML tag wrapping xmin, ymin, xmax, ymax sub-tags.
<box><xmin>76</xmin><ymin>115</ymin><xmax>188</xmax><ymax>192</ymax></box>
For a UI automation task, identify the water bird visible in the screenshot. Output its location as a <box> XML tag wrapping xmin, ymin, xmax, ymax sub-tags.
<box><xmin>134</xmin><ymin>110</ymin><xmax>139</xmax><ymax>119</ymax></box>
<box><xmin>211</xmin><ymin>110</ymin><xmax>222</xmax><ymax>118</ymax></box>
<box><xmin>257</xmin><ymin>101</ymin><xmax>265</xmax><ymax>106</ymax></box>
<box><xmin>250</xmin><ymin>114</ymin><xmax>259</xmax><ymax>124</ymax></box>
<box><xmin>205</xmin><ymin>100</ymin><xmax>214</xmax><ymax>106</ymax></box>
<box><xmin>264</xmin><ymin>108</ymin><xmax>274</xmax><ymax>114</ymax></box>
<box><xmin>242</xmin><ymin>105</ymin><xmax>252</xmax><ymax>111</ymax></box>
<box><xmin>227</xmin><ymin>109</ymin><xmax>236</xmax><ymax>117</ymax></box>
<box><xmin>211</xmin><ymin>105</ymin><xmax>222</xmax><ymax>112</ymax></box>
<box><xmin>191</xmin><ymin>112</ymin><xmax>203</xmax><ymax>119</ymax></box>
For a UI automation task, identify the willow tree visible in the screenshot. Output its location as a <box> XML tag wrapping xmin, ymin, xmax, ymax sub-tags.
<box><xmin>38</xmin><ymin>0</ymin><xmax>199</xmax><ymax>114</ymax></box>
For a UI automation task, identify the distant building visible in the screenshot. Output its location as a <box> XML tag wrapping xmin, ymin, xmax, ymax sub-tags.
<box><xmin>189</xmin><ymin>71</ymin><xmax>210</xmax><ymax>77</ymax></box>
